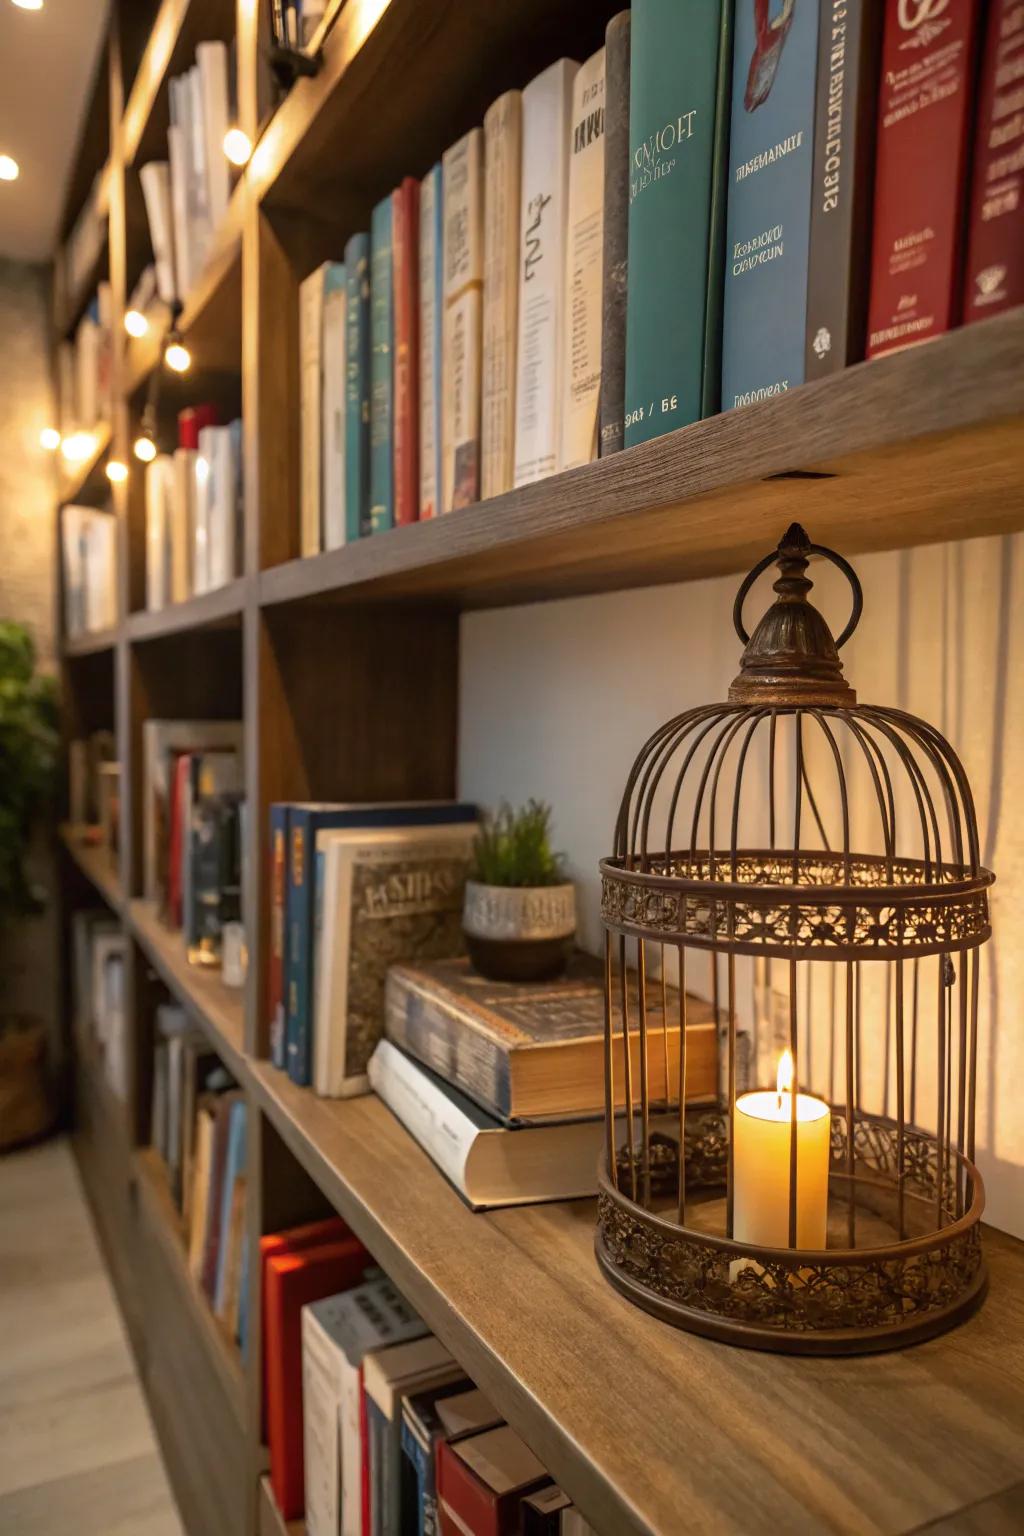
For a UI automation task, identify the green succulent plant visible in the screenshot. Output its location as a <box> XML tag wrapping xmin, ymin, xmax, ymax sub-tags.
<box><xmin>471</xmin><ymin>800</ymin><xmax>566</xmax><ymax>888</ymax></box>
<box><xmin>0</xmin><ymin>622</ymin><xmax>59</xmax><ymax>925</ymax></box>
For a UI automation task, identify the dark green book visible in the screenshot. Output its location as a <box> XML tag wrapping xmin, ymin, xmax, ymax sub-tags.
<box><xmin>369</xmin><ymin>195</ymin><xmax>393</xmax><ymax>533</ymax></box>
<box><xmin>623</xmin><ymin>0</ymin><xmax>731</xmax><ymax>448</ymax></box>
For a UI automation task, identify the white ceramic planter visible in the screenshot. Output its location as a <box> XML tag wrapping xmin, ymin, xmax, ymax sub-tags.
<box><xmin>462</xmin><ymin>881</ymin><xmax>576</xmax><ymax>981</ymax></box>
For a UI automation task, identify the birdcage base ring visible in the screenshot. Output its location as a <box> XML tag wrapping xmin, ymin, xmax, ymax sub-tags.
<box><xmin>595</xmin><ymin>1142</ymin><xmax>986</xmax><ymax>1355</ymax></box>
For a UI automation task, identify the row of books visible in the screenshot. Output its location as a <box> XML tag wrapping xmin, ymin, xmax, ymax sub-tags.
<box><xmin>61</xmin><ymin>504</ymin><xmax>118</xmax><ymax>637</ymax></box>
<box><xmin>269</xmin><ymin>0</ymin><xmax>327</xmax><ymax>52</ymax></box>
<box><xmin>56</xmin><ymin>164</ymin><xmax>106</xmax><ymax>321</ymax></box>
<box><xmin>149</xmin><ymin>1010</ymin><xmax>248</xmax><ymax>1347</ymax></box>
<box><xmin>145</xmin><ymin>407</ymin><xmax>243</xmax><ymax>610</ymax></box>
<box><xmin>139</xmin><ymin>39</ymin><xmax>235</xmax><ymax>308</ymax></box>
<box><xmin>68</xmin><ymin>728</ymin><xmax>116</xmax><ymax>828</ymax></box>
<box><xmin>142</xmin><ymin>719</ymin><xmax>246</xmax><ymax>981</ymax></box>
<box><xmin>57</xmin><ymin>282</ymin><xmax>112</xmax><ymax>438</ymax></box>
<box><xmin>72</xmin><ymin>910</ymin><xmax>127</xmax><ymax>1102</ymax></box>
<box><xmin>265</xmin><ymin>1212</ymin><xmax>595</xmax><ymax>1533</ymax></box>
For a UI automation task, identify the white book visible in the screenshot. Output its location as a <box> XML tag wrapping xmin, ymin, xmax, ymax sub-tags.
<box><xmin>418</xmin><ymin>163</ymin><xmax>442</xmax><ymax>519</ymax></box>
<box><xmin>299</xmin><ymin>264</ymin><xmax>330</xmax><ymax>557</ymax></box>
<box><xmin>141</xmin><ymin>719</ymin><xmax>243</xmax><ymax>903</ymax></box>
<box><xmin>513</xmin><ymin>58</ymin><xmax>579</xmax><ymax>487</ymax></box>
<box><xmin>146</xmin><ymin>455</ymin><xmax>175</xmax><ymax>612</ymax></box>
<box><xmin>193</xmin><ymin>436</ymin><xmax>212</xmax><ymax>594</ymax></box>
<box><xmin>481</xmin><ymin>90</ymin><xmax>522</xmax><ymax>500</ymax></box>
<box><xmin>186</xmin><ymin>66</ymin><xmax>214</xmax><ymax>274</ymax></box>
<box><xmin>441</xmin><ymin>129</ymin><xmax>484</xmax><ymax>513</ymax></box>
<box><xmin>171</xmin><ymin>448</ymin><xmax>196</xmax><ymax>604</ymax></box>
<box><xmin>85</xmin><ymin>512</ymin><xmax>118</xmax><ymax>630</ymax></box>
<box><xmin>61</xmin><ymin>506</ymin><xmax>86</xmax><ymax>636</ymax></box>
<box><xmin>196</xmin><ymin>41</ymin><xmax>231</xmax><ymax>233</ymax></box>
<box><xmin>200</xmin><ymin>423</ymin><xmax>241</xmax><ymax>590</ymax></box>
<box><xmin>321</xmin><ymin>266</ymin><xmax>348</xmax><ymax>550</ymax></box>
<box><xmin>301</xmin><ymin>1301</ymin><xmax>348</xmax><ymax>1536</ymax></box>
<box><xmin>167</xmin><ymin>111</ymin><xmax>192</xmax><ymax>298</ymax></box>
<box><xmin>139</xmin><ymin>161</ymin><xmax>178</xmax><ymax>305</ymax></box>
<box><xmin>312</xmin><ymin>821</ymin><xmax>477</xmax><ymax>1099</ymax></box>
<box><xmin>560</xmin><ymin>48</ymin><xmax>606</xmax><ymax>471</ymax></box>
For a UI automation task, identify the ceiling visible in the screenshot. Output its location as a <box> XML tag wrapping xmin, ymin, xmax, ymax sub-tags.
<box><xmin>0</xmin><ymin>0</ymin><xmax>110</xmax><ymax>262</ymax></box>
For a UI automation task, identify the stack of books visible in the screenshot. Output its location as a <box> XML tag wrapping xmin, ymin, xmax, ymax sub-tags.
<box><xmin>56</xmin><ymin>280</ymin><xmax>112</xmax><ymax>440</ymax></box>
<box><xmin>71</xmin><ymin>909</ymin><xmax>127</xmax><ymax>1100</ymax></box>
<box><xmin>145</xmin><ymin>406</ymin><xmax>243</xmax><ymax>610</ymax></box>
<box><xmin>262</xmin><ymin>1214</ymin><xmax>595</xmax><ymax>1532</ymax></box>
<box><xmin>266</xmin><ymin>801</ymin><xmax>478</xmax><ymax>1093</ymax></box>
<box><xmin>61</xmin><ymin>505</ymin><xmax>117</xmax><ymax>637</ymax></box>
<box><xmin>296</xmin><ymin>0</ymin><xmax>1019</xmax><ymax>548</ymax></box>
<box><xmin>143</xmin><ymin>719</ymin><xmax>246</xmax><ymax>978</ymax></box>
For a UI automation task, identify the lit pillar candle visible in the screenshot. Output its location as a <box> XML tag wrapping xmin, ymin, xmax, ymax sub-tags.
<box><xmin>733</xmin><ymin>1051</ymin><xmax>831</xmax><ymax>1249</ymax></box>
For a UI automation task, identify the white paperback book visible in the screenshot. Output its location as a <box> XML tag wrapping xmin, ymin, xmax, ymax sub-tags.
<box><xmin>139</xmin><ymin>161</ymin><xmax>178</xmax><ymax>304</ymax></box>
<box><xmin>481</xmin><ymin>90</ymin><xmax>522</xmax><ymax>500</ymax></box>
<box><xmin>196</xmin><ymin>41</ymin><xmax>231</xmax><ymax>232</ymax></box>
<box><xmin>299</xmin><ymin>264</ymin><xmax>330</xmax><ymax>557</ymax></box>
<box><xmin>418</xmin><ymin>163</ymin><xmax>442</xmax><ymax>520</ymax></box>
<box><xmin>171</xmin><ymin>448</ymin><xmax>196</xmax><ymax>604</ymax></box>
<box><xmin>145</xmin><ymin>456</ymin><xmax>175</xmax><ymax>611</ymax></box>
<box><xmin>441</xmin><ymin>129</ymin><xmax>484</xmax><ymax>513</ymax></box>
<box><xmin>167</xmin><ymin>85</ymin><xmax>192</xmax><ymax>299</ymax></box>
<box><xmin>301</xmin><ymin>1299</ymin><xmax>348</xmax><ymax>1536</ymax></box>
<box><xmin>560</xmin><ymin>47</ymin><xmax>606</xmax><ymax>471</ymax></box>
<box><xmin>200</xmin><ymin>423</ymin><xmax>241</xmax><ymax>591</ymax></box>
<box><xmin>321</xmin><ymin>266</ymin><xmax>348</xmax><ymax>550</ymax></box>
<box><xmin>186</xmin><ymin>66</ymin><xmax>214</xmax><ymax>273</ymax></box>
<box><xmin>513</xmin><ymin>58</ymin><xmax>579</xmax><ymax>487</ymax></box>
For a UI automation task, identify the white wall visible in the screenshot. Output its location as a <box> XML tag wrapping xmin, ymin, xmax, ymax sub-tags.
<box><xmin>458</xmin><ymin>532</ymin><xmax>1024</xmax><ymax>1238</ymax></box>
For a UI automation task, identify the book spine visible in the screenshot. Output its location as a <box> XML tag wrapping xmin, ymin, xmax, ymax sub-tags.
<box><xmin>481</xmin><ymin>92</ymin><xmax>522</xmax><ymax>500</ymax></box>
<box><xmin>367</xmin><ymin>1041</ymin><xmax>474</xmax><ymax>1193</ymax></box>
<box><xmin>344</xmin><ymin>233</ymin><xmax>371</xmax><ymax>542</ymax></box>
<box><xmin>322</xmin><ymin>264</ymin><xmax>348</xmax><ymax>550</ymax></box>
<box><xmin>369</xmin><ymin>197</ymin><xmax>394</xmax><ymax>534</ymax></box>
<box><xmin>560</xmin><ymin>48</ymin><xmax>607</xmax><ymax>472</ymax></box>
<box><xmin>299</xmin><ymin>265</ymin><xmax>325</xmax><ymax>556</ymax></box>
<box><xmin>513</xmin><ymin>60</ymin><xmax>578</xmax><ymax>486</ymax></box>
<box><xmin>624</xmin><ymin>1</ymin><xmax>730</xmax><ymax>443</ymax></box>
<box><xmin>139</xmin><ymin>162</ymin><xmax>177</xmax><ymax>306</ymax></box>
<box><xmin>269</xmin><ymin>804</ymin><xmax>288</xmax><ymax>1069</ymax></box>
<box><xmin>441</xmin><ymin>129</ymin><xmax>485</xmax><ymax>512</ymax></box>
<box><xmin>866</xmin><ymin>0</ymin><xmax>982</xmax><ymax>358</ymax></box>
<box><xmin>721</xmin><ymin>0</ymin><xmax>818</xmax><ymax>410</ymax></box>
<box><xmin>384</xmin><ymin>973</ymin><xmax>510</xmax><ymax>1120</ymax></box>
<box><xmin>393</xmin><ymin>178</ymin><xmax>420</xmax><ymax>526</ymax></box>
<box><xmin>418</xmin><ymin>164</ymin><xmax>443</xmax><ymax>519</ymax></box>
<box><xmin>963</xmin><ymin>0</ymin><xmax>1024</xmax><ymax>323</ymax></box>
<box><xmin>196</xmin><ymin>41</ymin><xmax>231</xmax><ymax>231</ymax></box>
<box><xmin>805</xmin><ymin>1</ymin><xmax>883</xmax><ymax>376</ymax></box>
<box><xmin>285</xmin><ymin>811</ymin><xmax>313</xmax><ymax>1086</ymax></box>
<box><xmin>301</xmin><ymin>1310</ymin><xmax>344</xmax><ymax>1536</ymax></box>
<box><xmin>599</xmin><ymin>12</ymin><xmax>631</xmax><ymax>457</ymax></box>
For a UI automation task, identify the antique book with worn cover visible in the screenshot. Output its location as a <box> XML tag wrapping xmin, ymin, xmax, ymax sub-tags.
<box><xmin>963</xmin><ymin>0</ymin><xmax>1024</xmax><ymax>325</ymax></box>
<box><xmin>624</xmin><ymin>0</ymin><xmax>731</xmax><ymax>444</ymax></box>
<box><xmin>722</xmin><ymin>0</ymin><xmax>820</xmax><ymax>410</ymax></box>
<box><xmin>344</xmin><ymin>231</ymin><xmax>371</xmax><ymax>540</ymax></box>
<box><xmin>442</xmin><ymin>130</ymin><xmax>484</xmax><ymax>512</ymax></box>
<box><xmin>385</xmin><ymin>952</ymin><xmax>718</xmax><ymax>1123</ymax></box>
<box><xmin>866</xmin><ymin>0</ymin><xmax>982</xmax><ymax>357</ymax></box>
<box><xmin>599</xmin><ymin>10</ymin><xmax>631</xmax><ymax>458</ymax></box>
<box><xmin>560</xmin><ymin>47</ymin><xmax>607</xmax><ymax>472</ymax></box>
<box><xmin>481</xmin><ymin>91</ymin><xmax>522</xmax><ymax>500</ymax></box>
<box><xmin>393</xmin><ymin>177</ymin><xmax>420</xmax><ymax>526</ymax></box>
<box><xmin>369</xmin><ymin>196</ymin><xmax>394</xmax><ymax>532</ymax></box>
<box><xmin>419</xmin><ymin>163</ymin><xmax>443</xmax><ymax>519</ymax></box>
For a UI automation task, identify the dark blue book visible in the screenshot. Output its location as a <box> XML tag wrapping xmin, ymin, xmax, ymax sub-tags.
<box><xmin>369</xmin><ymin>196</ymin><xmax>394</xmax><ymax>534</ymax></box>
<box><xmin>400</xmin><ymin>1379</ymin><xmax>478</xmax><ymax>1536</ymax></box>
<box><xmin>213</xmin><ymin>1096</ymin><xmax>247</xmax><ymax>1313</ymax></box>
<box><xmin>344</xmin><ymin>231</ymin><xmax>371</xmax><ymax>540</ymax></box>
<box><xmin>285</xmin><ymin>802</ymin><xmax>478</xmax><ymax>1087</ymax></box>
<box><xmin>269</xmin><ymin>802</ymin><xmax>290</xmax><ymax>1070</ymax></box>
<box><xmin>721</xmin><ymin>0</ymin><xmax>820</xmax><ymax>410</ymax></box>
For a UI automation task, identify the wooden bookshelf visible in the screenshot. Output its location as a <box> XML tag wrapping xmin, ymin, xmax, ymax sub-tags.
<box><xmin>54</xmin><ymin>3</ymin><xmax>1024</xmax><ymax>1535</ymax></box>
<box><xmin>59</xmin><ymin>822</ymin><xmax>123</xmax><ymax>912</ymax></box>
<box><xmin>58</xmin><ymin>421</ymin><xmax>113</xmax><ymax>505</ymax></box>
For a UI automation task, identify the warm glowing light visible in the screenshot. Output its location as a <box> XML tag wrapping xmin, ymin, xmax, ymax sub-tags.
<box><xmin>133</xmin><ymin>435</ymin><xmax>157</xmax><ymax>463</ymax></box>
<box><xmin>105</xmin><ymin>459</ymin><xmax>129</xmax><ymax>484</ymax></box>
<box><xmin>11</xmin><ymin>1</ymin><xmax>45</xmax><ymax>11</ymax></box>
<box><xmin>195</xmin><ymin>456</ymin><xmax>210</xmax><ymax>486</ymax></box>
<box><xmin>0</xmin><ymin>155</ymin><xmax>20</xmax><ymax>182</ymax></box>
<box><xmin>39</xmin><ymin>426</ymin><xmax>60</xmax><ymax>451</ymax></box>
<box><xmin>124</xmin><ymin>308</ymin><xmax>149</xmax><ymax>338</ymax></box>
<box><xmin>61</xmin><ymin>430</ymin><xmax>97</xmax><ymax>463</ymax></box>
<box><xmin>776</xmin><ymin>1048</ymin><xmax>794</xmax><ymax>1102</ymax></box>
<box><xmin>223</xmin><ymin>127</ymin><xmax>252</xmax><ymax>167</ymax></box>
<box><xmin>164</xmin><ymin>339</ymin><xmax>191</xmax><ymax>373</ymax></box>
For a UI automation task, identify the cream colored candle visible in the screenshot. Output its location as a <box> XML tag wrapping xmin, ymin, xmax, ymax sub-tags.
<box><xmin>733</xmin><ymin>1051</ymin><xmax>831</xmax><ymax>1249</ymax></box>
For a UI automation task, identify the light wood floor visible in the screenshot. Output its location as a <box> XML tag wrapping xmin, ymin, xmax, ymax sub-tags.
<box><xmin>0</xmin><ymin>1135</ymin><xmax>184</xmax><ymax>1535</ymax></box>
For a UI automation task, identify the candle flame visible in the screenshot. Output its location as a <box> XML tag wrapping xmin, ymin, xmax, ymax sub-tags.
<box><xmin>776</xmin><ymin>1048</ymin><xmax>794</xmax><ymax>1106</ymax></box>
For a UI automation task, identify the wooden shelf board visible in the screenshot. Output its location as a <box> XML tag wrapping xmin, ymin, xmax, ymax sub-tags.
<box><xmin>258</xmin><ymin>309</ymin><xmax>1024</xmax><ymax>613</ymax></box>
<box><xmin>257</xmin><ymin>1477</ymin><xmax>304</xmax><ymax>1536</ymax></box>
<box><xmin>59</xmin><ymin>422</ymin><xmax>113</xmax><ymax>505</ymax></box>
<box><xmin>123</xmin><ymin>0</ymin><xmax>237</xmax><ymax>168</ymax></box>
<box><xmin>59</xmin><ymin>823</ymin><xmax>123</xmax><ymax>912</ymax></box>
<box><xmin>133</xmin><ymin>1145</ymin><xmax>247</xmax><ymax>1430</ymax></box>
<box><xmin>127</xmin><ymin>579</ymin><xmax>246</xmax><ymax>644</ymax></box>
<box><xmin>249</xmin><ymin>1060</ymin><xmax>1024</xmax><ymax>1536</ymax></box>
<box><xmin>128</xmin><ymin>899</ymin><xmax>247</xmax><ymax>1079</ymax></box>
<box><xmin>63</xmin><ymin>623</ymin><xmax>119</xmax><ymax>658</ymax></box>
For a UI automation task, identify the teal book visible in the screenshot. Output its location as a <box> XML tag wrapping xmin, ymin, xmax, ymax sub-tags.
<box><xmin>721</xmin><ymin>0</ymin><xmax>820</xmax><ymax>409</ymax></box>
<box><xmin>623</xmin><ymin>0</ymin><xmax>732</xmax><ymax>448</ymax></box>
<box><xmin>344</xmin><ymin>231</ymin><xmax>370</xmax><ymax>540</ymax></box>
<box><xmin>369</xmin><ymin>196</ymin><xmax>394</xmax><ymax>534</ymax></box>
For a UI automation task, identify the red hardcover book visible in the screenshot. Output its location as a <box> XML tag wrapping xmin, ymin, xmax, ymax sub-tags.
<box><xmin>963</xmin><ymin>0</ymin><xmax>1024</xmax><ymax>322</ymax></box>
<box><xmin>259</xmin><ymin>1216</ymin><xmax>350</xmax><ymax>1435</ymax></box>
<box><xmin>437</xmin><ymin>1426</ymin><xmax>549</xmax><ymax>1536</ymax></box>
<box><xmin>265</xmin><ymin>1236</ymin><xmax>369</xmax><ymax>1521</ymax></box>
<box><xmin>167</xmin><ymin>752</ymin><xmax>191</xmax><ymax>929</ymax></box>
<box><xmin>866</xmin><ymin>0</ymin><xmax>982</xmax><ymax>358</ymax></box>
<box><xmin>178</xmin><ymin>402</ymin><xmax>219</xmax><ymax>449</ymax></box>
<box><xmin>392</xmin><ymin>176</ymin><xmax>420</xmax><ymax>526</ymax></box>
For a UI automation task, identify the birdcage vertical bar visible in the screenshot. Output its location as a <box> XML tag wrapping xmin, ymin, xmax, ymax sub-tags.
<box><xmin>660</xmin><ymin>948</ymin><xmax>669</xmax><ymax>1114</ymax></box>
<box><xmin>726</xmin><ymin>949</ymin><xmax>736</xmax><ymax>1240</ymax></box>
<box><xmin>895</xmin><ymin>958</ymin><xmax>906</xmax><ymax>1240</ymax></box>
<box><xmin>845</xmin><ymin>959</ymin><xmax>856</xmax><ymax>1247</ymax></box>
<box><xmin>677</xmin><ymin>942</ymin><xmax>687</xmax><ymax>1224</ymax></box>
<box><xmin>788</xmin><ymin>957</ymin><xmax>799</xmax><ymax>1249</ymax></box>
<box><xmin>619</xmin><ymin>935</ymin><xmax>636</xmax><ymax>1202</ymax></box>
<box><xmin>604</xmin><ymin>930</ymin><xmax>617</xmax><ymax>1191</ymax></box>
<box><xmin>944</xmin><ymin>960</ymin><xmax>953</xmax><ymax>1221</ymax></box>
<box><xmin>637</xmin><ymin>940</ymin><xmax>652</xmax><ymax>1207</ymax></box>
<box><xmin>936</xmin><ymin>958</ymin><xmax>947</xmax><ymax>1231</ymax></box>
<box><xmin>967</xmin><ymin>945</ymin><xmax>979</xmax><ymax>1166</ymax></box>
<box><xmin>910</xmin><ymin>957</ymin><xmax>920</xmax><ymax>1128</ymax></box>
<box><xmin>956</xmin><ymin>960</ymin><xmax>968</xmax><ymax>1218</ymax></box>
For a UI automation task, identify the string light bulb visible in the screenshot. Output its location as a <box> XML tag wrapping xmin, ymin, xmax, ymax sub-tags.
<box><xmin>61</xmin><ymin>430</ymin><xmax>97</xmax><ymax>463</ymax></box>
<box><xmin>124</xmin><ymin>308</ymin><xmax>149</xmax><ymax>338</ymax></box>
<box><xmin>223</xmin><ymin>127</ymin><xmax>252</xmax><ymax>167</ymax></box>
<box><xmin>133</xmin><ymin>433</ymin><xmax>157</xmax><ymax>463</ymax></box>
<box><xmin>105</xmin><ymin>459</ymin><xmax>129</xmax><ymax>484</ymax></box>
<box><xmin>164</xmin><ymin>336</ymin><xmax>191</xmax><ymax>373</ymax></box>
<box><xmin>39</xmin><ymin>426</ymin><xmax>60</xmax><ymax>451</ymax></box>
<box><xmin>0</xmin><ymin>155</ymin><xmax>20</xmax><ymax>182</ymax></box>
<box><xmin>11</xmin><ymin>1</ymin><xmax>45</xmax><ymax>11</ymax></box>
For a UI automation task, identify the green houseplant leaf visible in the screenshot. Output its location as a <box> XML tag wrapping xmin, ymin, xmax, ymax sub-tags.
<box><xmin>470</xmin><ymin>800</ymin><xmax>566</xmax><ymax>888</ymax></box>
<box><xmin>0</xmin><ymin>622</ymin><xmax>59</xmax><ymax>925</ymax></box>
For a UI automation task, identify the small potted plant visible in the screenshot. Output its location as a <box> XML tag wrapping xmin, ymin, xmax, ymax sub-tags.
<box><xmin>463</xmin><ymin>801</ymin><xmax>576</xmax><ymax>982</ymax></box>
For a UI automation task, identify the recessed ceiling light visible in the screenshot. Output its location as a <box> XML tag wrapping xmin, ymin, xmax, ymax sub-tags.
<box><xmin>0</xmin><ymin>155</ymin><xmax>20</xmax><ymax>182</ymax></box>
<box><xmin>11</xmin><ymin>1</ymin><xmax>45</xmax><ymax>12</ymax></box>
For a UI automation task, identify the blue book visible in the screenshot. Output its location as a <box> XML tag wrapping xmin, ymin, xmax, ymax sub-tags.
<box><xmin>285</xmin><ymin>801</ymin><xmax>478</xmax><ymax>1087</ymax></box>
<box><xmin>344</xmin><ymin>232</ymin><xmax>370</xmax><ymax>541</ymax></box>
<box><xmin>369</xmin><ymin>195</ymin><xmax>394</xmax><ymax>534</ymax></box>
<box><xmin>721</xmin><ymin>0</ymin><xmax>820</xmax><ymax>409</ymax></box>
<box><xmin>237</xmin><ymin>1229</ymin><xmax>249</xmax><ymax>1355</ymax></box>
<box><xmin>213</xmin><ymin>1097</ymin><xmax>247</xmax><ymax>1315</ymax></box>
<box><xmin>269</xmin><ymin>802</ymin><xmax>290</xmax><ymax>1069</ymax></box>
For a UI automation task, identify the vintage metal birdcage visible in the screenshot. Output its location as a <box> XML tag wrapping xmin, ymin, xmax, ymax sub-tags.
<box><xmin>596</xmin><ymin>524</ymin><xmax>993</xmax><ymax>1353</ymax></box>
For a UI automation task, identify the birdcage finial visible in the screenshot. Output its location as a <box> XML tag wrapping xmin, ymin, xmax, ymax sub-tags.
<box><xmin>728</xmin><ymin>523</ymin><xmax>862</xmax><ymax>707</ymax></box>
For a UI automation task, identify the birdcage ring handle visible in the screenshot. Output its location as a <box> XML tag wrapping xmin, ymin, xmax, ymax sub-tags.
<box><xmin>733</xmin><ymin>540</ymin><xmax>864</xmax><ymax>649</ymax></box>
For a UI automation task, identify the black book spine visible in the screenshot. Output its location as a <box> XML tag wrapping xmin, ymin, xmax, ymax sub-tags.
<box><xmin>805</xmin><ymin>0</ymin><xmax>883</xmax><ymax>377</ymax></box>
<box><xmin>599</xmin><ymin>10</ymin><xmax>631</xmax><ymax>457</ymax></box>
